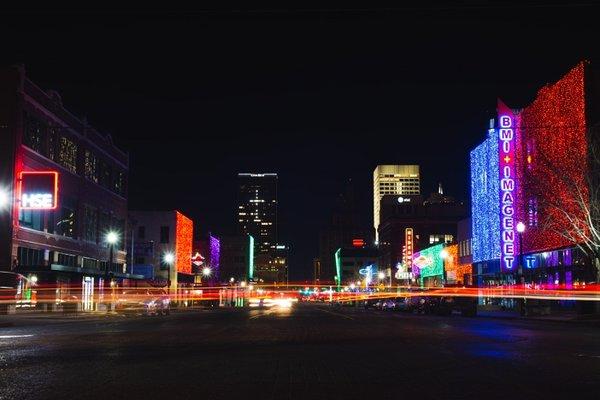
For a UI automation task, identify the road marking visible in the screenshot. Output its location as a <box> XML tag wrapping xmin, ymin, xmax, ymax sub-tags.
<box><xmin>316</xmin><ymin>308</ymin><xmax>354</xmax><ymax>320</ymax></box>
<box><xmin>0</xmin><ymin>334</ymin><xmax>34</xmax><ymax>339</ymax></box>
<box><xmin>249</xmin><ymin>309</ymin><xmax>276</xmax><ymax>319</ymax></box>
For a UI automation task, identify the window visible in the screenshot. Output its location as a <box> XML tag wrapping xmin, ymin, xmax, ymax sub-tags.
<box><xmin>82</xmin><ymin>258</ymin><xmax>98</xmax><ymax>269</ymax></box>
<box><xmin>18</xmin><ymin>209</ymin><xmax>43</xmax><ymax>231</ymax></box>
<box><xmin>57</xmin><ymin>253</ymin><xmax>77</xmax><ymax>268</ymax></box>
<box><xmin>23</xmin><ymin>114</ymin><xmax>46</xmax><ymax>154</ymax></box>
<box><xmin>113</xmin><ymin>170</ymin><xmax>125</xmax><ymax>196</ymax></box>
<box><xmin>58</xmin><ymin>136</ymin><xmax>78</xmax><ymax>174</ymax></box>
<box><xmin>47</xmin><ymin>125</ymin><xmax>57</xmax><ymax>161</ymax></box>
<box><xmin>99</xmin><ymin>160</ymin><xmax>112</xmax><ymax>188</ymax></box>
<box><xmin>55</xmin><ymin>197</ymin><xmax>77</xmax><ymax>238</ymax></box>
<box><xmin>83</xmin><ymin>205</ymin><xmax>98</xmax><ymax>242</ymax></box>
<box><xmin>160</xmin><ymin>226</ymin><xmax>170</xmax><ymax>244</ymax></box>
<box><xmin>138</xmin><ymin>226</ymin><xmax>146</xmax><ymax>239</ymax></box>
<box><xmin>17</xmin><ymin>247</ymin><xmax>45</xmax><ymax>267</ymax></box>
<box><xmin>84</xmin><ymin>150</ymin><xmax>98</xmax><ymax>183</ymax></box>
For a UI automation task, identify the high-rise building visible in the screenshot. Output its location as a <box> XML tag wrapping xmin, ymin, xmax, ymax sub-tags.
<box><xmin>373</xmin><ymin>165</ymin><xmax>420</xmax><ymax>241</ymax></box>
<box><xmin>318</xmin><ymin>179</ymin><xmax>373</xmax><ymax>283</ymax></box>
<box><xmin>237</xmin><ymin>173</ymin><xmax>278</xmax><ymax>280</ymax></box>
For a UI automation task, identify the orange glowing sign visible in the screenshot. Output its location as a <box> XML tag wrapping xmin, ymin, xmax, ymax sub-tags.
<box><xmin>175</xmin><ymin>211</ymin><xmax>194</xmax><ymax>274</ymax></box>
<box><xmin>405</xmin><ymin>228</ymin><xmax>414</xmax><ymax>268</ymax></box>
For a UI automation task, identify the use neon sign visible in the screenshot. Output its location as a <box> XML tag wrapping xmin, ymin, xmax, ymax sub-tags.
<box><xmin>19</xmin><ymin>171</ymin><xmax>59</xmax><ymax>210</ymax></box>
<box><xmin>499</xmin><ymin>109</ymin><xmax>516</xmax><ymax>270</ymax></box>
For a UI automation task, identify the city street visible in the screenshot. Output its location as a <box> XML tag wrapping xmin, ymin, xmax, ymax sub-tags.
<box><xmin>1</xmin><ymin>304</ymin><xmax>598</xmax><ymax>399</ymax></box>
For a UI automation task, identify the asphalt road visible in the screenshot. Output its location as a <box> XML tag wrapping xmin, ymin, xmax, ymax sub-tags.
<box><xmin>1</xmin><ymin>304</ymin><xmax>599</xmax><ymax>400</ymax></box>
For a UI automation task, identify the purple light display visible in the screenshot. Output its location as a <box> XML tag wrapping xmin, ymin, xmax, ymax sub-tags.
<box><xmin>209</xmin><ymin>234</ymin><xmax>221</xmax><ymax>280</ymax></box>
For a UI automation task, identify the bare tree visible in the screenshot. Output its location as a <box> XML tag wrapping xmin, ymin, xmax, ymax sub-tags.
<box><xmin>529</xmin><ymin>127</ymin><xmax>600</xmax><ymax>280</ymax></box>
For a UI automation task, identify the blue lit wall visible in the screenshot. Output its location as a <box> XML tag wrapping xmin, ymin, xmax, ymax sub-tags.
<box><xmin>470</xmin><ymin>129</ymin><xmax>500</xmax><ymax>262</ymax></box>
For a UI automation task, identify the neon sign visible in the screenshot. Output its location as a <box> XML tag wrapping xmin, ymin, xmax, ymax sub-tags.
<box><xmin>192</xmin><ymin>252</ymin><xmax>205</xmax><ymax>267</ymax></box>
<box><xmin>19</xmin><ymin>171</ymin><xmax>58</xmax><ymax>210</ymax></box>
<box><xmin>404</xmin><ymin>228</ymin><xmax>413</xmax><ymax>269</ymax></box>
<box><xmin>498</xmin><ymin>105</ymin><xmax>516</xmax><ymax>270</ymax></box>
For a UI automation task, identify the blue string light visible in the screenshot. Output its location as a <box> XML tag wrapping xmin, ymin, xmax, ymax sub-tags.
<box><xmin>470</xmin><ymin>128</ymin><xmax>501</xmax><ymax>263</ymax></box>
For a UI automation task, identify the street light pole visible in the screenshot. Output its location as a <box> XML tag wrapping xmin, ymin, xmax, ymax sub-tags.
<box><xmin>516</xmin><ymin>222</ymin><xmax>526</xmax><ymax>316</ymax></box>
<box><xmin>105</xmin><ymin>231</ymin><xmax>119</xmax><ymax>312</ymax></box>
<box><xmin>516</xmin><ymin>222</ymin><xmax>526</xmax><ymax>285</ymax></box>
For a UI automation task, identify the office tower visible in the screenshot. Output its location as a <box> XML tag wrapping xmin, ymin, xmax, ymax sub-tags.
<box><xmin>373</xmin><ymin>165</ymin><xmax>420</xmax><ymax>241</ymax></box>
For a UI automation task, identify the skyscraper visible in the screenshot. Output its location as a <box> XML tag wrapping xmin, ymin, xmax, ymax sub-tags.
<box><xmin>237</xmin><ymin>173</ymin><xmax>278</xmax><ymax>280</ymax></box>
<box><xmin>373</xmin><ymin>165</ymin><xmax>420</xmax><ymax>241</ymax></box>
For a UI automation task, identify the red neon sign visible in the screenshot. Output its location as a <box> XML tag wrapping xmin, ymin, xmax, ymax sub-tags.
<box><xmin>352</xmin><ymin>239</ymin><xmax>365</xmax><ymax>247</ymax></box>
<box><xmin>18</xmin><ymin>171</ymin><xmax>59</xmax><ymax>210</ymax></box>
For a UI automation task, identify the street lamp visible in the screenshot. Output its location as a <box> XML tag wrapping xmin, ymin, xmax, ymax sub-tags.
<box><xmin>516</xmin><ymin>222</ymin><xmax>526</xmax><ymax>281</ymax></box>
<box><xmin>377</xmin><ymin>271</ymin><xmax>386</xmax><ymax>280</ymax></box>
<box><xmin>440</xmin><ymin>249</ymin><xmax>449</xmax><ymax>259</ymax></box>
<box><xmin>105</xmin><ymin>231</ymin><xmax>119</xmax><ymax>280</ymax></box>
<box><xmin>516</xmin><ymin>221</ymin><xmax>526</xmax><ymax>315</ymax></box>
<box><xmin>0</xmin><ymin>187</ymin><xmax>10</xmax><ymax>210</ymax></box>
<box><xmin>105</xmin><ymin>231</ymin><xmax>119</xmax><ymax>312</ymax></box>
<box><xmin>163</xmin><ymin>252</ymin><xmax>175</xmax><ymax>291</ymax></box>
<box><xmin>202</xmin><ymin>267</ymin><xmax>212</xmax><ymax>277</ymax></box>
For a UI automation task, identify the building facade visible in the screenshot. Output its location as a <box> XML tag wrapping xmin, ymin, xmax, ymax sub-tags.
<box><xmin>237</xmin><ymin>173</ymin><xmax>279</xmax><ymax>281</ymax></box>
<box><xmin>373</xmin><ymin>165</ymin><xmax>420</xmax><ymax>242</ymax></box>
<box><xmin>378</xmin><ymin>187</ymin><xmax>467</xmax><ymax>281</ymax></box>
<box><xmin>128</xmin><ymin>210</ymin><xmax>194</xmax><ymax>290</ymax></box>
<box><xmin>192</xmin><ymin>233</ymin><xmax>221</xmax><ymax>284</ymax></box>
<box><xmin>319</xmin><ymin>178</ymin><xmax>373</xmax><ymax>283</ymax></box>
<box><xmin>470</xmin><ymin>61</ymin><xmax>600</xmax><ymax>290</ymax></box>
<box><xmin>0</xmin><ymin>65</ymin><xmax>133</xmax><ymax>309</ymax></box>
<box><xmin>334</xmin><ymin>246</ymin><xmax>380</xmax><ymax>288</ymax></box>
<box><xmin>219</xmin><ymin>234</ymin><xmax>252</xmax><ymax>283</ymax></box>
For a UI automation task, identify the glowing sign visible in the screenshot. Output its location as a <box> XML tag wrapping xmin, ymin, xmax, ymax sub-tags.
<box><xmin>19</xmin><ymin>171</ymin><xmax>58</xmax><ymax>210</ymax></box>
<box><xmin>397</xmin><ymin>196</ymin><xmax>411</xmax><ymax>203</ymax></box>
<box><xmin>358</xmin><ymin>264</ymin><xmax>375</xmax><ymax>284</ymax></box>
<box><xmin>412</xmin><ymin>243</ymin><xmax>444</xmax><ymax>279</ymax></box>
<box><xmin>412</xmin><ymin>255</ymin><xmax>432</xmax><ymax>269</ymax></box>
<box><xmin>352</xmin><ymin>238</ymin><xmax>365</xmax><ymax>247</ymax></box>
<box><xmin>404</xmin><ymin>228</ymin><xmax>413</xmax><ymax>268</ymax></box>
<box><xmin>191</xmin><ymin>252</ymin><xmax>205</xmax><ymax>267</ymax></box>
<box><xmin>498</xmin><ymin>102</ymin><xmax>517</xmax><ymax>271</ymax></box>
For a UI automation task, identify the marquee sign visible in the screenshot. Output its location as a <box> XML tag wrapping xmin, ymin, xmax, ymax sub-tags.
<box><xmin>404</xmin><ymin>228</ymin><xmax>414</xmax><ymax>269</ymax></box>
<box><xmin>19</xmin><ymin>171</ymin><xmax>58</xmax><ymax>210</ymax></box>
<box><xmin>498</xmin><ymin>101</ymin><xmax>516</xmax><ymax>271</ymax></box>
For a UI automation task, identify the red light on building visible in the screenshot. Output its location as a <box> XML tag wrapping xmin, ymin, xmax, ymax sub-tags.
<box><xmin>175</xmin><ymin>211</ymin><xmax>194</xmax><ymax>274</ymax></box>
<box><xmin>18</xmin><ymin>171</ymin><xmax>58</xmax><ymax>210</ymax></box>
<box><xmin>352</xmin><ymin>239</ymin><xmax>365</xmax><ymax>247</ymax></box>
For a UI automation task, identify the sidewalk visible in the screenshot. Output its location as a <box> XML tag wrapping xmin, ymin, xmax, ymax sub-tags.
<box><xmin>477</xmin><ymin>308</ymin><xmax>600</xmax><ymax>325</ymax></box>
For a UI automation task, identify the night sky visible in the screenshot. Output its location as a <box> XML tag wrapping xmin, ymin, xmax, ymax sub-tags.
<box><xmin>2</xmin><ymin>5</ymin><xmax>600</xmax><ymax>280</ymax></box>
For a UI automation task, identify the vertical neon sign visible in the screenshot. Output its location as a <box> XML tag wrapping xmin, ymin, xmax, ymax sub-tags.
<box><xmin>405</xmin><ymin>228</ymin><xmax>413</xmax><ymax>269</ymax></box>
<box><xmin>498</xmin><ymin>101</ymin><xmax>516</xmax><ymax>271</ymax></box>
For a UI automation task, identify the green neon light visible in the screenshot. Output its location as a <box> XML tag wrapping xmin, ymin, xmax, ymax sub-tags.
<box><xmin>413</xmin><ymin>243</ymin><xmax>444</xmax><ymax>279</ymax></box>
<box><xmin>334</xmin><ymin>248</ymin><xmax>342</xmax><ymax>290</ymax></box>
<box><xmin>248</xmin><ymin>235</ymin><xmax>254</xmax><ymax>279</ymax></box>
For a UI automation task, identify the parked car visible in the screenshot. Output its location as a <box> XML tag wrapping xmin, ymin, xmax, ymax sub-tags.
<box><xmin>381</xmin><ymin>299</ymin><xmax>396</xmax><ymax>311</ymax></box>
<box><xmin>393</xmin><ymin>297</ymin><xmax>409</xmax><ymax>312</ymax></box>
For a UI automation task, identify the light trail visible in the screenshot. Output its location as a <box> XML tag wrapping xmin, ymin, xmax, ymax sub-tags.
<box><xmin>1</xmin><ymin>282</ymin><xmax>599</xmax><ymax>313</ymax></box>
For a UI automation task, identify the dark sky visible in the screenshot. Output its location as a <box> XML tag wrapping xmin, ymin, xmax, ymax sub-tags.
<box><xmin>2</xmin><ymin>4</ymin><xmax>600</xmax><ymax>280</ymax></box>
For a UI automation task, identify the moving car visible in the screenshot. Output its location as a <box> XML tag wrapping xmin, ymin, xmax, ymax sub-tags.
<box><xmin>116</xmin><ymin>288</ymin><xmax>170</xmax><ymax>316</ymax></box>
